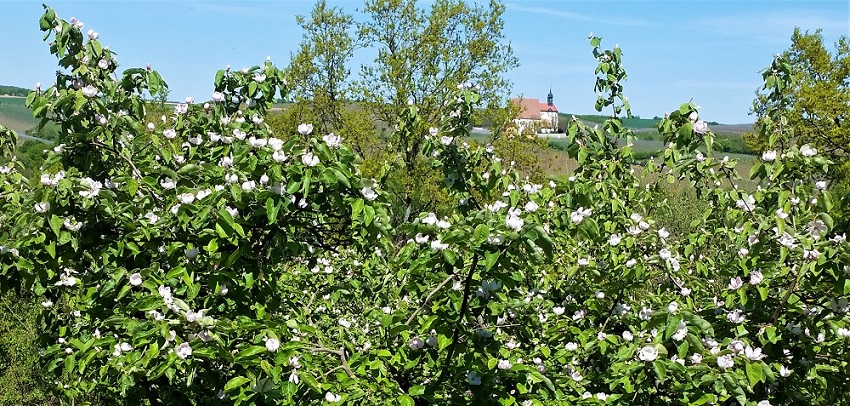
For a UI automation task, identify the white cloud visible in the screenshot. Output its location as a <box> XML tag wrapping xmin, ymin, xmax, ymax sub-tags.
<box><xmin>696</xmin><ymin>9</ymin><xmax>848</xmax><ymax>45</ymax></box>
<box><xmin>506</xmin><ymin>3</ymin><xmax>650</xmax><ymax>27</ymax></box>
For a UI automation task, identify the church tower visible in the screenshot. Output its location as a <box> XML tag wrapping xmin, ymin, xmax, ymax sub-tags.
<box><xmin>547</xmin><ymin>88</ymin><xmax>554</xmax><ymax>107</ymax></box>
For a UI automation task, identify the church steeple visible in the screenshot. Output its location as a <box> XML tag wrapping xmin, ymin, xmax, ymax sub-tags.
<box><xmin>547</xmin><ymin>88</ymin><xmax>553</xmax><ymax>107</ymax></box>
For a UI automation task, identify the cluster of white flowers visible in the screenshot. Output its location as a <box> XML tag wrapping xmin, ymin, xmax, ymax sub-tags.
<box><xmin>570</xmin><ymin>207</ymin><xmax>592</xmax><ymax>224</ymax></box>
<box><xmin>40</xmin><ymin>171</ymin><xmax>66</xmax><ymax>186</ymax></box>
<box><xmin>505</xmin><ymin>208</ymin><xmax>524</xmax><ymax>231</ymax></box>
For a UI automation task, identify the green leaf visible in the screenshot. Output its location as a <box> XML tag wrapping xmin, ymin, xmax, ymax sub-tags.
<box><xmin>224</xmin><ymin>376</ymin><xmax>251</xmax><ymax>393</ymax></box>
<box><xmin>233</xmin><ymin>346</ymin><xmax>267</xmax><ymax>362</ymax></box>
<box><xmin>265</xmin><ymin>198</ymin><xmax>280</xmax><ymax>225</ymax></box>
<box><xmin>398</xmin><ymin>395</ymin><xmax>415</xmax><ymax>406</ymax></box>
<box><xmin>330</xmin><ymin>168</ymin><xmax>351</xmax><ymax>188</ymax></box>
<box><xmin>746</xmin><ymin>361</ymin><xmax>764</xmax><ymax>388</ymax></box>
<box><xmin>652</xmin><ymin>360</ymin><xmax>666</xmax><ymax>382</ymax></box>
<box><xmin>352</xmin><ymin>198</ymin><xmax>364</xmax><ymax>219</ymax></box>
<box><xmin>473</xmin><ymin>224</ymin><xmax>490</xmax><ymax>243</ymax></box>
<box><xmin>49</xmin><ymin>214</ymin><xmax>62</xmax><ymax>237</ymax></box>
<box><xmin>484</xmin><ymin>250</ymin><xmax>500</xmax><ymax>271</ymax></box>
<box><xmin>363</xmin><ymin>205</ymin><xmax>375</xmax><ymax>226</ymax></box>
<box><xmin>177</xmin><ymin>164</ymin><xmax>201</xmax><ymax>176</ymax></box>
<box><xmin>692</xmin><ymin>394</ymin><xmax>717</xmax><ymax>405</ymax></box>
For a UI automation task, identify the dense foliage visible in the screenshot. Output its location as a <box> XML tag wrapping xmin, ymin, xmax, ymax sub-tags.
<box><xmin>1</xmin><ymin>6</ymin><xmax>849</xmax><ymax>406</ymax></box>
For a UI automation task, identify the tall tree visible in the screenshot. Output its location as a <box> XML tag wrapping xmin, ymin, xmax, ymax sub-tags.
<box><xmin>356</xmin><ymin>0</ymin><xmax>518</xmax><ymax>167</ymax></box>
<box><xmin>748</xmin><ymin>29</ymin><xmax>850</xmax><ymax>175</ymax></box>
<box><xmin>286</xmin><ymin>0</ymin><xmax>357</xmax><ymax>135</ymax></box>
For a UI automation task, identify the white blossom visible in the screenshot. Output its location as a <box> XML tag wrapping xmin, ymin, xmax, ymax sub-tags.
<box><xmin>362</xmin><ymin>187</ymin><xmax>378</xmax><ymax>201</ymax></box>
<box><xmin>408</xmin><ymin>337</ymin><xmax>425</xmax><ymax>350</ymax></box>
<box><xmin>273</xmin><ymin>150</ymin><xmax>288</xmax><ymax>163</ymax></box>
<box><xmin>505</xmin><ymin>208</ymin><xmax>524</xmax><ymax>231</ymax></box>
<box><xmin>570</xmin><ymin>207</ymin><xmax>592</xmax><ymax>224</ymax></box>
<box><xmin>727</xmin><ymin>309</ymin><xmax>746</xmax><ymax>324</ymax></box>
<box><xmin>323</xmin><ymin>133</ymin><xmax>342</xmax><ymax>148</ymax></box>
<box><xmin>745</xmin><ymin>346</ymin><xmax>765</xmax><ymax>360</ymax></box>
<box><xmin>638</xmin><ymin>346</ymin><xmax>658</xmax><ymax>362</ymax></box>
<box><xmin>800</xmin><ymin>144</ymin><xmax>817</xmax><ymax>157</ymax></box>
<box><xmin>177</xmin><ymin>193</ymin><xmax>195</xmax><ymax>204</ymax></box>
<box><xmin>298</xmin><ymin>123</ymin><xmax>313</xmax><ymax>135</ymax></box>
<box><xmin>717</xmin><ymin>354</ymin><xmax>734</xmax><ymax>369</ymax></box>
<box><xmin>806</xmin><ymin>220</ymin><xmax>827</xmax><ymax>239</ymax></box>
<box><xmin>324</xmin><ymin>392</ymin><xmax>341</xmax><ymax>403</ymax></box>
<box><xmin>749</xmin><ymin>271</ymin><xmax>764</xmax><ymax>285</ymax></box>
<box><xmin>778</xmin><ymin>232</ymin><xmax>797</xmax><ymax>249</ymax></box>
<box><xmin>762</xmin><ymin>150</ymin><xmax>777</xmax><ymax>161</ymax></box>
<box><xmin>129</xmin><ymin>273</ymin><xmax>142</xmax><ymax>286</ymax></box>
<box><xmin>430</xmin><ymin>239</ymin><xmax>448</xmax><ymax>251</ymax></box>
<box><xmin>729</xmin><ymin>277</ymin><xmax>743</xmax><ymax>290</ymax></box>
<box><xmin>176</xmin><ymin>342</ymin><xmax>192</xmax><ymax>359</ymax></box>
<box><xmin>81</xmin><ymin>85</ymin><xmax>98</xmax><ymax>98</ymax></box>
<box><xmin>241</xmin><ymin>180</ymin><xmax>256</xmax><ymax>191</ymax></box>
<box><xmin>79</xmin><ymin>177</ymin><xmax>102</xmax><ymax>198</ymax></box>
<box><xmin>34</xmin><ymin>202</ymin><xmax>50</xmax><ymax>213</ymax></box>
<box><xmin>736</xmin><ymin>194</ymin><xmax>756</xmax><ymax>212</ymax></box>
<box><xmin>693</xmin><ymin>120</ymin><xmax>709</xmax><ymax>134</ymax></box>
<box><xmin>266</xmin><ymin>338</ymin><xmax>280</xmax><ymax>352</ymax></box>
<box><xmin>302</xmin><ymin>152</ymin><xmax>319</xmax><ymax>167</ymax></box>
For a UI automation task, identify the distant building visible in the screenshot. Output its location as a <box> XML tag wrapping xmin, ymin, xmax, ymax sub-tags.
<box><xmin>510</xmin><ymin>89</ymin><xmax>558</xmax><ymax>134</ymax></box>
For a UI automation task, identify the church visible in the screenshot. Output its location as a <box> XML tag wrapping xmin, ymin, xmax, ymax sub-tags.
<box><xmin>510</xmin><ymin>89</ymin><xmax>559</xmax><ymax>134</ymax></box>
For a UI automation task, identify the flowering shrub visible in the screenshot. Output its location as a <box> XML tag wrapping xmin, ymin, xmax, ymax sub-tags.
<box><xmin>0</xmin><ymin>7</ymin><xmax>848</xmax><ymax>406</ymax></box>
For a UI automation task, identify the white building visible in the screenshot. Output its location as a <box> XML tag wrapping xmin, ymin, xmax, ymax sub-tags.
<box><xmin>511</xmin><ymin>89</ymin><xmax>559</xmax><ymax>134</ymax></box>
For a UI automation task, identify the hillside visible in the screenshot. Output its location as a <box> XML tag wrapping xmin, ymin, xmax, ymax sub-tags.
<box><xmin>0</xmin><ymin>95</ymin><xmax>58</xmax><ymax>140</ymax></box>
<box><xmin>0</xmin><ymin>85</ymin><xmax>31</xmax><ymax>97</ymax></box>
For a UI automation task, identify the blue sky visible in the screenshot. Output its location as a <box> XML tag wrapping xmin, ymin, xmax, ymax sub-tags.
<box><xmin>1</xmin><ymin>1</ymin><xmax>848</xmax><ymax>124</ymax></box>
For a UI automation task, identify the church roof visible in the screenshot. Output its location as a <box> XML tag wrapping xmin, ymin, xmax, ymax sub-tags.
<box><xmin>511</xmin><ymin>98</ymin><xmax>558</xmax><ymax>120</ymax></box>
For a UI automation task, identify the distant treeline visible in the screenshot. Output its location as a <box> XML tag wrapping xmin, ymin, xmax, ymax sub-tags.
<box><xmin>0</xmin><ymin>85</ymin><xmax>31</xmax><ymax>97</ymax></box>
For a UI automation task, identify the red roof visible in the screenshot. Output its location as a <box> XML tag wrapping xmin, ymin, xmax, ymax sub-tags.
<box><xmin>511</xmin><ymin>98</ymin><xmax>558</xmax><ymax>120</ymax></box>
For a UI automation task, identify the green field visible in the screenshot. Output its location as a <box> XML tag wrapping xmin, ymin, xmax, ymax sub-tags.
<box><xmin>0</xmin><ymin>96</ymin><xmax>36</xmax><ymax>134</ymax></box>
<box><xmin>561</xmin><ymin>112</ymin><xmax>660</xmax><ymax>129</ymax></box>
<box><xmin>0</xmin><ymin>96</ymin><xmax>58</xmax><ymax>140</ymax></box>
